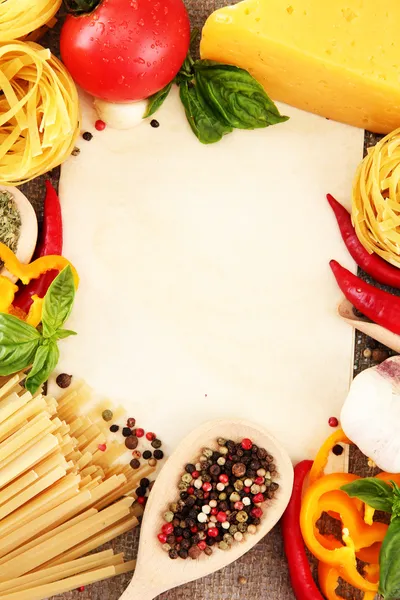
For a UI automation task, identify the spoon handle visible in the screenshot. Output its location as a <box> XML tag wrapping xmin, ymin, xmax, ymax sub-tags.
<box><xmin>119</xmin><ymin>577</ymin><xmax>160</xmax><ymax>600</ymax></box>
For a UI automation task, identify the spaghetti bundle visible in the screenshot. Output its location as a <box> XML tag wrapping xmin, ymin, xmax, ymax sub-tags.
<box><xmin>0</xmin><ymin>41</ymin><xmax>80</xmax><ymax>186</ymax></box>
<box><xmin>0</xmin><ymin>374</ymin><xmax>153</xmax><ymax>599</ymax></box>
<box><xmin>0</xmin><ymin>0</ymin><xmax>61</xmax><ymax>42</ymax></box>
<box><xmin>353</xmin><ymin>128</ymin><xmax>400</xmax><ymax>268</ymax></box>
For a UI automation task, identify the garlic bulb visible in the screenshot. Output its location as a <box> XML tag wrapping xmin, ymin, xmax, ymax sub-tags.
<box><xmin>93</xmin><ymin>98</ymin><xmax>149</xmax><ymax>130</ymax></box>
<box><xmin>341</xmin><ymin>356</ymin><xmax>400</xmax><ymax>473</ymax></box>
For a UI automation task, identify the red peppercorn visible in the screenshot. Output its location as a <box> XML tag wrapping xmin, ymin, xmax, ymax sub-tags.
<box><xmin>211</xmin><ymin>507</ymin><xmax>218</xmax><ymax>515</ymax></box>
<box><xmin>253</xmin><ymin>493</ymin><xmax>264</xmax><ymax>504</ymax></box>
<box><xmin>241</xmin><ymin>438</ymin><xmax>253</xmax><ymax>450</ymax></box>
<box><xmin>77</xmin><ymin>587</ymin><xmax>85</xmax><ymax>592</ymax></box>
<box><xmin>192</xmin><ymin>471</ymin><xmax>199</xmax><ymax>479</ymax></box>
<box><xmin>255</xmin><ymin>476</ymin><xmax>264</xmax><ymax>485</ymax></box>
<box><xmin>328</xmin><ymin>416</ymin><xmax>339</xmax><ymax>428</ymax></box>
<box><xmin>228</xmin><ymin>455</ymin><xmax>233</xmax><ymax>460</ymax></box>
<box><xmin>158</xmin><ymin>533</ymin><xmax>167</xmax><ymax>543</ymax></box>
<box><xmin>162</xmin><ymin>523</ymin><xmax>174</xmax><ymax>535</ymax></box>
<box><xmin>136</xmin><ymin>428</ymin><xmax>145</xmax><ymax>438</ymax></box>
<box><xmin>202</xmin><ymin>482</ymin><xmax>212</xmax><ymax>492</ymax></box>
<box><xmin>244</xmin><ymin>486</ymin><xmax>251</xmax><ymax>493</ymax></box>
<box><xmin>234</xmin><ymin>501</ymin><xmax>244</xmax><ymax>510</ymax></box>
<box><xmin>219</xmin><ymin>474</ymin><xmax>229</xmax><ymax>484</ymax></box>
<box><xmin>197</xmin><ymin>541</ymin><xmax>207</xmax><ymax>551</ymax></box>
<box><xmin>137</xmin><ymin>496</ymin><xmax>146</xmax><ymax>505</ymax></box>
<box><xmin>251</xmin><ymin>507</ymin><xmax>263</xmax><ymax>518</ymax></box>
<box><xmin>208</xmin><ymin>527</ymin><xmax>219</xmax><ymax>538</ymax></box>
<box><xmin>204</xmin><ymin>492</ymin><xmax>210</xmax><ymax>499</ymax></box>
<box><xmin>98</xmin><ymin>443</ymin><xmax>107</xmax><ymax>452</ymax></box>
<box><xmin>146</xmin><ymin>432</ymin><xmax>156</xmax><ymax>441</ymax></box>
<box><xmin>95</xmin><ymin>119</ymin><xmax>106</xmax><ymax>131</ymax></box>
<box><xmin>176</xmin><ymin>535</ymin><xmax>183</xmax><ymax>542</ymax></box>
<box><xmin>217</xmin><ymin>511</ymin><xmax>227</xmax><ymax>523</ymax></box>
<box><xmin>191</xmin><ymin>526</ymin><xmax>198</xmax><ymax>533</ymax></box>
<box><xmin>188</xmin><ymin>487</ymin><xmax>194</xmax><ymax>494</ymax></box>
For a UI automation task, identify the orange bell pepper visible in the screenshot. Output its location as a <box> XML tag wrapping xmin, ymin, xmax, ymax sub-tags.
<box><xmin>316</xmin><ymin>532</ymin><xmax>381</xmax><ymax>565</ymax></box>
<box><xmin>300</xmin><ymin>473</ymin><xmax>378</xmax><ymax>593</ymax></box>
<box><xmin>0</xmin><ymin>242</ymin><xmax>79</xmax><ymax>322</ymax></box>
<box><xmin>309</xmin><ymin>429</ymin><xmax>352</xmax><ymax>484</ymax></box>
<box><xmin>318</xmin><ymin>561</ymin><xmax>378</xmax><ymax>600</ymax></box>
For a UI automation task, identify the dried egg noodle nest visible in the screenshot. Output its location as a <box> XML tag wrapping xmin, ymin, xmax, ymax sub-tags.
<box><xmin>0</xmin><ymin>41</ymin><xmax>80</xmax><ymax>186</ymax></box>
<box><xmin>353</xmin><ymin>128</ymin><xmax>400</xmax><ymax>268</ymax></box>
<box><xmin>0</xmin><ymin>0</ymin><xmax>61</xmax><ymax>41</ymax></box>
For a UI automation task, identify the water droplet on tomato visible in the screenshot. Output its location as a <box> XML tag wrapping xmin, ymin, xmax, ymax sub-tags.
<box><xmin>118</xmin><ymin>75</ymin><xmax>125</xmax><ymax>84</ymax></box>
<box><xmin>102</xmin><ymin>57</ymin><xmax>109</xmax><ymax>63</ymax></box>
<box><xmin>147</xmin><ymin>62</ymin><xmax>151</xmax><ymax>67</ymax></box>
<box><xmin>135</xmin><ymin>57</ymin><xmax>145</xmax><ymax>64</ymax></box>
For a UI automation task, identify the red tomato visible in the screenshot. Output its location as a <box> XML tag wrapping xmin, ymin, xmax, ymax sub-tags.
<box><xmin>60</xmin><ymin>0</ymin><xmax>190</xmax><ymax>102</ymax></box>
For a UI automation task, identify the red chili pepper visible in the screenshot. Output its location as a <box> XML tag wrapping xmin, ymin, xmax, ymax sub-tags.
<box><xmin>13</xmin><ymin>180</ymin><xmax>63</xmax><ymax>313</ymax></box>
<box><xmin>327</xmin><ymin>193</ymin><xmax>400</xmax><ymax>288</ymax></box>
<box><xmin>330</xmin><ymin>259</ymin><xmax>400</xmax><ymax>335</ymax></box>
<box><xmin>282</xmin><ymin>460</ymin><xmax>325</xmax><ymax>600</ymax></box>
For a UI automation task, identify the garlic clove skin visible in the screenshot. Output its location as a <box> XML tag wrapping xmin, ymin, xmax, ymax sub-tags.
<box><xmin>341</xmin><ymin>356</ymin><xmax>400</xmax><ymax>473</ymax></box>
<box><xmin>93</xmin><ymin>98</ymin><xmax>149</xmax><ymax>130</ymax></box>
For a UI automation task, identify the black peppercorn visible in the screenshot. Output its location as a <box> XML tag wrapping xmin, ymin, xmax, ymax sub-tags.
<box><xmin>140</xmin><ymin>478</ymin><xmax>150</xmax><ymax>488</ymax></box>
<box><xmin>56</xmin><ymin>373</ymin><xmax>72</xmax><ymax>389</ymax></box>
<box><xmin>143</xmin><ymin>450</ymin><xmax>152</xmax><ymax>459</ymax></box>
<box><xmin>206</xmin><ymin>537</ymin><xmax>215</xmax><ymax>546</ymax></box>
<box><xmin>270</xmin><ymin>482</ymin><xmax>280</xmax><ymax>491</ymax></box>
<box><xmin>125</xmin><ymin>436</ymin><xmax>138</xmax><ymax>450</ymax></box>
<box><xmin>185</xmin><ymin>496</ymin><xmax>196</xmax><ymax>507</ymax></box>
<box><xmin>109</xmin><ymin>424</ymin><xmax>119</xmax><ymax>433</ymax></box>
<box><xmin>257</xmin><ymin>448</ymin><xmax>267</xmax><ymax>459</ymax></box>
<box><xmin>180</xmin><ymin>492</ymin><xmax>189</xmax><ymax>500</ymax></box>
<box><xmin>181</xmin><ymin>539</ymin><xmax>191</xmax><ymax>550</ymax></box>
<box><xmin>188</xmin><ymin>509</ymin><xmax>198</xmax><ymax>520</ymax></box>
<box><xmin>172</xmin><ymin>518</ymin><xmax>180</xmax><ymax>527</ymax></box>
<box><xmin>332</xmin><ymin>444</ymin><xmax>344</xmax><ymax>456</ymax></box>
<box><xmin>154</xmin><ymin>449</ymin><xmax>164</xmax><ymax>460</ymax></box>
<box><xmin>169</xmin><ymin>549</ymin><xmax>178</xmax><ymax>559</ymax></box>
<box><xmin>252</xmin><ymin>517</ymin><xmax>261</xmax><ymax>526</ymax></box>
<box><xmin>151</xmin><ymin>439</ymin><xmax>162</xmax><ymax>449</ymax></box>
<box><xmin>197</xmin><ymin>523</ymin><xmax>206</xmax><ymax>531</ymax></box>
<box><xmin>209</xmin><ymin>464</ymin><xmax>221</xmax><ymax>477</ymax></box>
<box><xmin>236</xmin><ymin>448</ymin><xmax>244</xmax><ymax>458</ymax></box>
<box><xmin>130</xmin><ymin>459</ymin><xmax>140</xmax><ymax>469</ymax></box>
<box><xmin>191</xmin><ymin>533</ymin><xmax>200</xmax><ymax>544</ymax></box>
<box><xmin>182</xmin><ymin>529</ymin><xmax>191</xmax><ymax>539</ymax></box>
<box><xmin>150</xmin><ymin>119</ymin><xmax>160</xmax><ymax>128</ymax></box>
<box><xmin>122</xmin><ymin>427</ymin><xmax>132</xmax><ymax>437</ymax></box>
<box><xmin>246</xmin><ymin>469</ymin><xmax>256</xmax><ymax>479</ymax></box>
<box><xmin>82</xmin><ymin>131</ymin><xmax>93</xmax><ymax>141</ymax></box>
<box><xmin>209</xmin><ymin>491</ymin><xmax>218</xmax><ymax>501</ymax></box>
<box><xmin>166</xmin><ymin>535</ymin><xmax>175</xmax><ymax>545</ymax></box>
<box><xmin>250</xmin><ymin>460</ymin><xmax>261</xmax><ymax>471</ymax></box>
<box><xmin>178</xmin><ymin>549</ymin><xmax>188</xmax><ymax>559</ymax></box>
<box><xmin>187</xmin><ymin>518</ymin><xmax>196</xmax><ymax>528</ymax></box>
<box><xmin>202</xmin><ymin>474</ymin><xmax>212</xmax><ymax>483</ymax></box>
<box><xmin>135</xmin><ymin>487</ymin><xmax>146</xmax><ymax>497</ymax></box>
<box><xmin>174</xmin><ymin>527</ymin><xmax>183</xmax><ymax>537</ymax></box>
<box><xmin>251</xmin><ymin>444</ymin><xmax>259</xmax><ymax>454</ymax></box>
<box><xmin>194</xmin><ymin>489</ymin><xmax>204</xmax><ymax>499</ymax></box>
<box><xmin>185</xmin><ymin>463</ymin><xmax>195</xmax><ymax>473</ymax></box>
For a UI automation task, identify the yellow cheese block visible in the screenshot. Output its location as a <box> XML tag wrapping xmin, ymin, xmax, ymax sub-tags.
<box><xmin>200</xmin><ymin>0</ymin><xmax>400</xmax><ymax>133</ymax></box>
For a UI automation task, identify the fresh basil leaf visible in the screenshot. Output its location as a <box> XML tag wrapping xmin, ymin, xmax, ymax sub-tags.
<box><xmin>0</xmin><ymin>313</ymin><xmax>41</xmax><ymax>375</ymax></box>
<box><xmin>179</xmin><ymin>81</ymin><xmax>232</xmax><ymax>144</ymax></box>
<box><xmin>55</xmin><ymin>329</ymin><xmax>77</xmax><ymax>340</ymax></box>
<box><xmin>341</xmin><ymin>478</ymin><xmax>394</xmax><ymax>513</ymax></box>
<box><xmin>379</xmin><ymin>520</ymin><xmax>400</xmax><ymax>598</ymax></box>
<box><xmin>194</xmin><ymin>60</ymin><xmax>289</xmax><ymax>130</ymax></box>
<box><xmin>42</xmin><ymin>266</ymin><xmax>76</xmax><ymax>338</ymax></box>
<box><xmin>144</xmin><ymin>82</ymin><xmax>173</xmax><ymax>119</ymax></box>
<box><xmin>25</xmin><ymin>342</ymin><xmax>59</xmax><ymax>395</ymax></box>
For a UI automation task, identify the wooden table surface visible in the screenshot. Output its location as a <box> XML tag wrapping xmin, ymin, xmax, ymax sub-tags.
<box><xmin>23</xmin><ymin>4</ymin><xmax>389</xmax><ymax>599</ymax></box>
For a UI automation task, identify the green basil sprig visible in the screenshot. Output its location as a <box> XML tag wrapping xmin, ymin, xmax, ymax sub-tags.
<box><xmin>144</xmin><ymin>29</ymin><xmax>288</xmax><ymax>144</ymax></box>
<box><xmin>0</xmin><ymin>266</ymin><xmax>77</xmax><ymax>395</ymax></box>
<box><xmin>341</xmin><ymin>478</ymin><xmax>395</xmax><ymax>513</ymax></box>
<box><xmin>341</xmin><ymin>477</ymin><xmax>400</xmax><ymax>598</ymax></box>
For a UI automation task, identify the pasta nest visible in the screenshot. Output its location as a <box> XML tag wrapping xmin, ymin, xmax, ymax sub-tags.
<box><xmin>353</xmin><ymin>128</ymin><xmax>400</xmax><ymax>268</ymax></box>
<box><xmin>0</xmin><ymin>0</ymin><xmax>61</xmax><ymax>41</ymax></box>
<box><xmin>0</xmin><ymin>41</ymin><xmax>80</xmax><ymax>186</ymax></box>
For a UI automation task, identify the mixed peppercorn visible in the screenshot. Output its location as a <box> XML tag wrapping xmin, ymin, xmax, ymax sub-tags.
<box><xmin>158</xmin><ymin>437</ymin><xmax>279</xmax><ymax>559</ymax></box>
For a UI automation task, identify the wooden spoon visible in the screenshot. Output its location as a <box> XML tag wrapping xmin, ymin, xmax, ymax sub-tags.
<box><xmin>338</xmin><ymin>298</ymin><xmax>400</xmax><ymax>353</ymax></box>
<box><xmin>120</xmin><ymin>418</ymin><xmax>294</xmax><ymax>600</ymax></box>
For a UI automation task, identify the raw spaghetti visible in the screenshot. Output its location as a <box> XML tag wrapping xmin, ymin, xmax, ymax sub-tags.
<box><xmin>0</xmin><ymin>0</ymin><xmax>61</xmax><ymax>42</ymax></box>
<box><xmin>353</xmin><ymin>128</ymin><xmax>400</xmax><ymax>268</ymax></box>
<box><xmin>0</xmin><ymin>41</ymin><xmax>80</xmax><ymax>186</ymax></box>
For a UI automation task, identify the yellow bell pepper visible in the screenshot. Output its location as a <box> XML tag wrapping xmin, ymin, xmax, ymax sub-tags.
<box><xmin>309</xmin><ymin>429</ymin><xmax>352</xmax><ymax>484</ymax></box>
<box><xmin>300</xmin><ymin>473</ymin><xmax>378</xmax><ymax>593</ymax></box>
<box><xmin>318</xmin><ymin>561</ymin><xmax>378</xmax><ymax>600</ymax></box>
<box><xmin>0</xmin><ymin>242</ymin><xmax>79</xmax><ymax>322</ymax></box>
